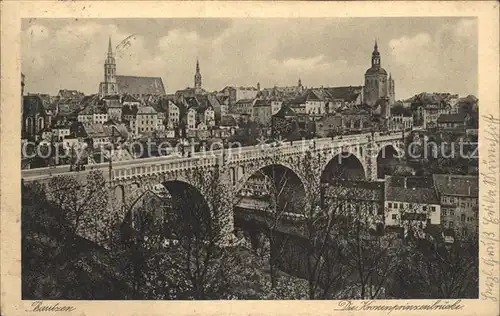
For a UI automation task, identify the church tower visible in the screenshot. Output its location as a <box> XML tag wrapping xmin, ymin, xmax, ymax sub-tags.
<box><xmin>388</xmin><ymin>73</ymin><xmax>396</xmax><ymax>105</ymax></box>
<box><xmin>363</xmin><ymin>40</ymin><xmax>389</xmax><ymax>107</ymax></box>
<box><xmin>194</xmin><ymin>58</ymin><xmax>202</xmax><ymax>94</ymax></box>
<box><xmin>99</xmin><ymin>37</ymin><xmax>118</xmax><ymax>97</ymax></box>
<box><xmin>298</xmin><ymin>78</ymin><xmax>303</xmax><ymax>93</ymax></box>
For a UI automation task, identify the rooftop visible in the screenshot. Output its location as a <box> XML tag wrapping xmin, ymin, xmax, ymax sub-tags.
<box><xmin>433</xmin><ymin>174</ymin><xmax>478</xmax><ymax>197</ymax></box>
<box><xmin>137</xmin><ymin>106</ymin><xmax>157</xmax><ymax>115</ymax></box>
<box><xmin>116</xmin><ymin>75</ymin><xmax>166</xmax><ymax>96</ymax></box>
<box><xmin>437</xmin><ymin>113</ymin><xmax>467</xmax><ymax>124</ymax></box>
<box><xmin>385</xmin><ymin>176</ymin><xmax>439</xmax><ymax>204</ymax></box>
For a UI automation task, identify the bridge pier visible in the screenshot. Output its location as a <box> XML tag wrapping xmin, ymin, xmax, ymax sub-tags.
<box><xmin>365</xmin><ymin>140</ymin><xmax>378</xmax><ymax>181</ymax></box>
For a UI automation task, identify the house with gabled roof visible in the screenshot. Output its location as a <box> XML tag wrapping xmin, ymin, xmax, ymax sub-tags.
<box><xmin>433</xmin><ymin>174</ymin><xmax>478</xmax><ymax>240</ymax></box>
<box><xmin>183</xmin><ymin>95</ymin><xmax>216</xmax><ymax>130</ymax></box>
<box><xmin>384</xmin><ymin>175</ymin><xmax>441</xmax><ymax>239</ymax></box>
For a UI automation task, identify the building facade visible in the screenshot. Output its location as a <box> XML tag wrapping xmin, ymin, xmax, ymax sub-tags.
<box><xmin>136</xmin><ymin>106</ymin><xmax>158</xmax><ymax>135</ymax></box>
<box><xmin>433</xmin><ymin>174</ymin><xmax>478</xmax><ymax>240</ymax></box>
<box><xmin>384</xmin><ymin>176</ymin><xmax>441</xmax><ymax>238</ymax></box>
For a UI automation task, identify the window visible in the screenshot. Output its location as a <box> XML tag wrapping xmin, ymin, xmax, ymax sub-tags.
<box><xmin>449</xmin><ymin>221</ymin><xmax>454</xmax><ymax>228</ymax></box>
<box><xmin>392</xmin><ymin>214</ymin><xmax>397</xmax><ymax>220</ymax></box>
<box><xmin>461</xmin><ymin>214</ymin><xmax>466</xmax><ymax>222</ymax></box>
<box><xmin>431</xmin><ymin>206</ymin><xmax>436</xmax><ymax>212</ymax></box>
<box><xmin>450</xmin><ymin>210</ymin><xmax>454</xmax><ymax>216</ymax></box>
<box><xmin>388</xmin><ymin>202</ymin><xmax>392</xmax><ymax>208</ymax></box>
<box><xmin>422</xmin><ymin>206</ymin><xmax>427</xmax><ymax>212</ymax></box>
<box><xmin>442</xmin><ymin>210</ymin><xmax>447</xmax><ymax>216</ymax></box>
<box><xmin>394</xmin><ymin>203</ymin><xmax>398</xmax><ymax>209</ymax></box>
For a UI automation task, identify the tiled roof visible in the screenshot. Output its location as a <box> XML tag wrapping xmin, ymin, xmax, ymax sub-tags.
<box><xmin>254</xmin><ymin>99</ymin><xmax>271</xmax><ymax>107</ymax></box>
<box><xmin>116</xmin><ymin>75</ymin><xmax>166</xmax><ymax>96</ymax></box>
<box><xmin>234</xmin><ymin>98</ymin><xmax>255</xmax><ymax>105</ymax></box>
<box><xmin>78</xmin><ymin>106</ymin><xmax>94</xmax><ymax>115</ymax></box>
<box><xmin>122</xmin><ymin>105</ymin><xmax>138</xmax><ymax>116</ymax></box>
<box><xmin>83</xmin><ymin>123</ymin><xmax>107</xmax><ymax>138</ymax></box>
<box><xmin>196</xmin><ymin>95</ymin><xmax>214</xmax><ymax>112</ymax></box>
<box><xmin>107</xmin><ymin>99</ymin><xmax>122</xmax><ymax>108</ymax></box>
<box><xmin>437</xmin><ymin>113</ymin><xmax>467</xmax><ymax>124</ymax></box>
<box><xmin>184</xmin><ymin>97</ymin><xmax>200</xmax><ymax>110</ymax></box>
<box><xmin>288</xmin><ymin>94</ymin><xmax>307</xmax><ymax>105</ymax></box>
<box><xmin>220</xmin><ymin>115</ymin><xmax>237</xmax><ymax>126</ymax></box>
<box><xmin>121</xmin><ymin>94</ymin><xmax>140</xmax><ymax>103</ymax></box>
<box><xmin>102</xmin><ymin>95</ymin><xmax>120</xmax><ymax>101</ymax></box>
<box><xmin>80</xmin><ymin>94</ymin><xmax>100</xmax><ymax>107</ymax></box>
<box><xmin>432</xmin><ymin>174</ymin><xmax>478</xmax><ymax>197</ymax></box>
<box><xmin>273</xmin><ymin>105</ymin><xmax>296</xmax><ymax>118</ymax></box>
<box><xmin>58</xmin><ymin>89</ymin><xmax>84</xmax><ymax>99</ymax></box>
<box><xmin>137</xmin><ymin>106</ymin><xmax>157</xmax><ymax>115</ymax></box>
<box><xmin>322</xmin><ymin>86</ymin><xmax>362</xmax><ymax>102</ymax></box>
<box><xmin>407</xmin><ymin>92</ymin><xmax>456</xmax><ymax>105</ymax></box>
<box><xmin>151</xmin><ymin>100</ymin><xmax>167</xmax><ymax>113</ymax></box>
<box><xmin>459</xmin><ymin>95</ymin><xmax>478</xmax><ymax>103</ymax></box>
<box><xmin>385</xmin><ymin>176</ymin><xmax>439</xmax><ymax>204</ymax></box>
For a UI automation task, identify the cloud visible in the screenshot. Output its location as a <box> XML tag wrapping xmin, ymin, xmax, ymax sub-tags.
<box><xmin>21</xmin><ymin>18</ymin><xmax>477</xmax><ymax>99</ymax></box>
<box><xmin>388</xmin><ymin>32</ymin><xmax>438</xmax><ymax>96</ymax></box>
<box><xmin>282</xmin><ymin>55</ymin><xmax>328</xmax><ymax>69</ymax></box>
<box><xmin>389</xmin><ymin>33</ymin><xmax>433</xmax><ymax>64</ymax></box>
<box><xmin>386</xmin><ymin>18</ymin><xmax>477</xmax><ymax>99</ymax></box>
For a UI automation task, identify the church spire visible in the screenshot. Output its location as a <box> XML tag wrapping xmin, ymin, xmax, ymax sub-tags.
<box><xmin>194</xmin><ymin>58</ymin><xmax>202</xmax><ymax>91</ymax></box>
<box><xmin>371</xmin><ymin>38</ymin><xmax>381</xmax><ymax>67</ymax></box>
<box><xmin>108</xmin><ymin>36</ymin><xmax>113</xmax><ymax>56</ymax></box>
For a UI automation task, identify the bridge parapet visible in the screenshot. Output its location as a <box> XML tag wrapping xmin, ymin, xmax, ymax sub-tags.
<box><xmin>21</xmin><ymin>132</ymin><xmax>404</xmax><ymax>184</ymax></box>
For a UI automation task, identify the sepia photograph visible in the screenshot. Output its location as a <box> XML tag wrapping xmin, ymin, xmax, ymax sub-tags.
<box><xmin>20</xmin><ymin>16</ymin><xmax>481</xmax><ymax>300</ymax></box>
<box><xmin>1</xmin><ymin>1</ymin><xmax>499</xmax><ymax>315</ymax></box>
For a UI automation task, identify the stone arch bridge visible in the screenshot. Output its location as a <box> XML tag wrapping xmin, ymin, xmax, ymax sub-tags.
<box><xmin>22</xmin><ymin>132</ymin><xmax>405</xmax><ymax>241</ymax></box>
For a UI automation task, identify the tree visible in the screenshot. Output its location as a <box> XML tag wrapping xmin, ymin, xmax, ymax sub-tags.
<box><xmin>118</xmin><ymin>166</ymin><xmax>235</xmax><ymax>299</ymax></box>
<box><xmin>247</xmin><ymin>160</ymin><xmax>307</xmax><ymax>289</ymax></box>
<box><xmin>297</xmin><ymin>150</ymin><xmax>349</xmax><ymax>299</ymax></box>
<box><xmin>45</xmin><ymin>170</ymin><xmax>110</xmax><ymax>246</ymax></box>
<box><xmin>117</xmin><ymin>191</ymin><xmax>174</xmax><ymax>299</ymax></box>
<box><xmin>22</xmin><ymin>178</ymin><xmax>128</xmax><ymax>299</ymax></box>
<box><xmin>338</xmin><ymin>209</ymin><xmax>402</xmax><ymax>299</ymax></box>
<box><xmin>392</xmin><ymin>229</ymin><xmax>478</xmax><ymax>298</ymax></box>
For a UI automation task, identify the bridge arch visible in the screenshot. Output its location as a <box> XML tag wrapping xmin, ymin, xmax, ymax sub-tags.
<box><xmin>321</xmin><ymin>150</ymin><xmax>367</xmax><ymax>182</ymax></box>
<box><xmin>376</xmin><ymin>144</ymin><xmax>402</xmax><ymax>179</ymax></box>
<box><xmin>236</xmin><ymin>162</ymin><xmax>308</xmax><ymax>215</ymax></box>
<box><xmin>121</xmin><ymin>179</ymin><xmax>214</xmax><ymax>242</ymax></box>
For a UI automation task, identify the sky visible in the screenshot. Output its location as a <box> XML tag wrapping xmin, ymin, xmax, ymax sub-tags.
<box><xmin>22</xmin><ymin>17</ymin><xmax>477</xmax><ymax>100</ymax></box>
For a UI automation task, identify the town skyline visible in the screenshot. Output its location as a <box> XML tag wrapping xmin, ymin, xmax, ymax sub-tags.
<box><xmin>22</xmin><ymin>17</ymin><xmax>477</xmax><ymax>99</ymax></box>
